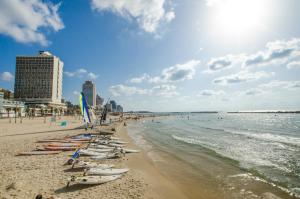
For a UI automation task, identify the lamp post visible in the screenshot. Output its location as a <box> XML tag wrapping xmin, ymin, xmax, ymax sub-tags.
<box><xmin>14</xmin><ymin>104</ymin><xmax>17</xmax><ymax>124</ymax></box>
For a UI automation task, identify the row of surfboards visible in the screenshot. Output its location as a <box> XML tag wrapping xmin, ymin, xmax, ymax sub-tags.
<box><xmin>65</xmin><ymin>133</ymin><xmax>139</xmax><ymax>186</ymax></box>
<box><xmin>16</xmin><ymin>132</ymin><xmax>140</xmax><ymax>186</ymax></box>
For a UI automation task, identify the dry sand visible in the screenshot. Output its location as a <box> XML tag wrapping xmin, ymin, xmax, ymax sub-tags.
<box><xmin>0</xmin><ymin>116</ymin><xmax>187</xmax><ymax>199</ymax></box>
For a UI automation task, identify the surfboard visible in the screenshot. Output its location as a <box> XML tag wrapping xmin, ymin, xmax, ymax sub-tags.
<box><xmin>79</xmin><ymin>149</ymin><xmax>108</xmax><ymax>156</ymax></box>
<box><xmin>91</xmin><ymin>144</ymin><xmax>115</xmax><ymax>149</ymax></box>
<box><xmin>45</xmin><ymin>143</ymin><xmax>82</xmax><ymax>147</ymax></box>
<box><xmin>109</xmin><ymin>140</ymin><xmax>128</xmax><ymax>144</ymax></box>
<box><xmin>123</xmin><ymin>149</ymin><xmax>140</xmax><ymax>153</ymax></box>
<box><xmin>67</xmin><ymin>175</ymin><xmax>121</xmax><ymax>186</ymax></box>
<box><xmin>91</xmin><ymin>153</ymin><xmax>119</xmax><ymax>160</ymax></box>
<box><xmin>85</xmin><ymin>168</ymin><xmax>129</xmax><ymax>176</ymax></box>
<box><xmin>44</xmin><ymin>146</ymin><xmax>78</xmax><ymax>151</ymax></box>
<box><xmin>85</xmin><ymin>148</ymin><xmax>113</xmax><ymax>153</ymax></box>
<box><xmin>74</xmin><ymin>161</ymin><xmax>114</xmax><ymax>169</ymax></box>
<box><xmin>108</xmin><ymin>143</ymin><xmax>124</xmax><ymax>148</ymax></box>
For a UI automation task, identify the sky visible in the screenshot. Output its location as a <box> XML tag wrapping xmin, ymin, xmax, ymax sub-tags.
<box><xmin>0</xmin><ymin>0</ymin><xmax>300</xmax><ymax>112</ymax></box>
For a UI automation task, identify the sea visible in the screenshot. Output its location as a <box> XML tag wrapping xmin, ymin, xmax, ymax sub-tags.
<box><xmin>127</xmin><ymin>113</ymin><xmax>300</xmax><ymax>198</ymax></box>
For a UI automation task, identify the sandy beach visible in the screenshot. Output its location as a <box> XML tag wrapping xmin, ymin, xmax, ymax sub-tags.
<box><xmin>0</xmin><ymin>116</ymin><xmax>187</xmax><ymax>199</ymax></box>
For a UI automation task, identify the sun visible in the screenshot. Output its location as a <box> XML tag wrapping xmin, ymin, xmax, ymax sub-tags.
<box><xmin>211</xmin><ymin>0</ymin><xmax>266</xmax><ymax>37</ymax></box>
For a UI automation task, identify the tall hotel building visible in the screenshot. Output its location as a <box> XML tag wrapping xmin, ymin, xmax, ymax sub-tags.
<box><xmin>82</xmin><ymin>80</ymin><xmax>96</xmax><ymax>107</ymax></box>
<box><xmin>14</xmin><ymin>51</ymin><xmax>65</xmax><ymax>109</ymax></box>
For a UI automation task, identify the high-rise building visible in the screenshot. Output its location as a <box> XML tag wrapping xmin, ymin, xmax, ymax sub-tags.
<box><xmin>105</xmin><ymin>103</ymin><xmax>112</xmax><ymax>112</ymax></box>
<box><xmin>116</xmin><ymin>105</ymin><xmax>123</xmax><ymax>112</ymax></box>
<box><xmin>82</xmin><ymin>81</ymin><xmax>96</xmax><ymax>107</ymax></box>
<box><xmin>109</xmin><ymin>100</ymin><xmax>117</xmax><ymax>112</ymax></box>
<box><xmin>96</xmin><ymin>94</ymin><xmax>104</xmax><ymax>106</ymax></box>
<box><xmin>14</xmin><ymin>51</ymin><xmax>65</xmax><ymax>110</ymax></box>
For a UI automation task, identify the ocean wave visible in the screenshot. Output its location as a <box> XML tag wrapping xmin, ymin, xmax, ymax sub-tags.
<box><xmin>229</xmin><ymin>173</ymin><xmax>300</xmax><ymax>198</ymax></box>
<box><xmin>172</xmin><ymin>134</ymin><xmax>199</xmax><ymax>145</ymax></box>
<box><xmin>195</xmin><ymin>125</ymin><xmax>300</xmax><ymax>147</ymax></box>
<box><xmin>171</xmin><ymin>134</ymin><xmax>295</xmax><ymax>173</ymax></box>
<box><xmin>226</xmin><ymin>130</ymin><xmax>300</xmax><ymax>147</ymax></box>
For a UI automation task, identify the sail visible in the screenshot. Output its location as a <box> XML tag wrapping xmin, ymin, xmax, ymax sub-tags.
<box><xmin>90</xmin><ymin>108</ymin><xmax>98</xmax><ymax>126</ymax></box>
<box><xmin>79</xmin><ymin>92</ymin><xmax>91</xmax><ymax>124</ymax></box>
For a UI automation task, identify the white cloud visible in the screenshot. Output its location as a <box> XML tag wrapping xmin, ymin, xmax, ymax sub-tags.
<box><xmin>203</xmin><ymin>38</ymin><xmax>300</xmax><ymax>72</ymax></box>
<box><xmin>90</xmin><ymin>0</ymin><xmax>175</xmax><ymax>33</ymax></box>
<box><xmin>205</xmin><ymin>54</ymin><xmax>244</xmax><ymax>72</ymax></box>
<box><xmin>129</xmin><ymin>60</ymin><xmax>200</xmax><ymax>84</ymax></box>
<box><xmin>64</xmin><ymin>71</ymin><xmax>75</xmax><ymax>77</ymax></box>
<box><xmin>88</xmin><ymin>72</ymin><xmax>99</xmax><ymax>80</ymax></box>
<box><xmin>109</xmin><ymin>83</ymin><xmax>180</xmax><ymax>98</ymax></box>
<box><xmin>243</xmin><ymin>38</ymin><xmax>300</xmax><ymax>67</ymax></box>
<box><xmin>151</xmin><ymin>84</ymin><xmax>179</xmax><ymax>98</ymax></box>
<box><xmin>109</xmin><ymin>84</ymin><xmax>149</xmax><ymax>96</ymax></box>
<box><xmin>130</xmin><ymin>73</ymin><xmax>150</xmax><ymax>83</ymax></box>
<box><xmin>64</xmin><ymin>68</ymin><xmax>99</xmax><ymax>79</ymax></box>
<box><xmin>213</xmin><ymin>70</ymin><xmax>273</xmax><ymax>85</ymax></box>
<box><xmin>243</xmin><ymin>88</ymin><xmax>263</xmax><ymax>96</ymax></box>
<box><xmin>0</xmin><ymin>0</ymin><xmax>64</xmax><ymax>46</ymax></box>
<box><xmin>259</xmin><ymin>80</ymin><xmax>300</xmax><ymax>90</ymax></box>
<box><xmin>78</xmin><ymin>68</ymin><xmax>88</xmax><ymax>74</ymax></box>
<box><xmin>73</xmin><ymin>91</ymin><xmax>80</xmax><ymax>95</ymax></box>
<box><xmin>197</xmin><ymin>89</ymin><xmax>225</xmax><ymax>97</ymax></box>
<box><xmin>150</xmin><ymin>60</ymin><xmax>200</xmax><ymax>83</ymax></box>
<box><xmin>287</xmin><ymin>61</ymin><xmax>300</xmax><ymax>69</ymax></box>
<box><xmin>0</xmin><ymin>71</ymin><xmax>14</xmax><ymax>82</ymax></box>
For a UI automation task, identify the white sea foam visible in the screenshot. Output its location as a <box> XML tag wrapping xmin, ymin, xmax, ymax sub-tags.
<box><xmin>229</xmin><ymin>173</ymin><xmax>300</xmax><ymax>198</ymax></box>
<box><xmin>172</xmin><ymin>134</ymin><xmax>294</xmax><ymax>173</ymax></box>
<box><xmin>226</xmin><ymin>130</ymin><xmax>300</xmax><ymax>146</ymax></box>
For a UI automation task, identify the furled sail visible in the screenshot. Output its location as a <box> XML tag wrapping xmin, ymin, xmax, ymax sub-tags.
<box><xmin>79</xmin><ymin>92</ymin><xmax>91</xmax><ymax>124</ymax></box>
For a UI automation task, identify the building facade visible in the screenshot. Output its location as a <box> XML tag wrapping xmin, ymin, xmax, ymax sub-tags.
<box><xmin>0</xmin><ymin>92</ymin><xmax>25</xmax><ymax>118</ymax></box>
<box><xmin>116</xmin><ymin>105</ymin><xmax>123</xmax><ymax>112</ymax></box>
<box><xmin>109</xmin><ymin>100</ymin><xmax>117</xmax><ymax>112</ymax></box>
<box><xmin>82</xmin><ymin>81</ymin><xmax>96</xmax><ymax>107</ymax></box>
<box><xmin>14</xmin><ymin>51</ymin><xmax>65</xmax><ymax>114</ymax></box>
<box><xmin>105</xmin><ymin>103</ymin><xmax>112</xmax><ymax>112</ymax></box>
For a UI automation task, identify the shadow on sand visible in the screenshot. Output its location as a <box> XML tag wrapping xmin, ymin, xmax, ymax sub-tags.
<box><xmin>63</xmin><ymin>168</ymin><xmax>84</xmax><ymax>172</ymax></box>
<box><xmin>55</xmin><ymin>184</ymin><xmax>98</xmax><ymax>194</ymax></box>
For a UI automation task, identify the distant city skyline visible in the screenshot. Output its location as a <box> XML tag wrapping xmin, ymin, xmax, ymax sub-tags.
<box><xmin>0</xmin><ymin>0</ymin><xmax>300</xmax><ymax>111</ymax></box>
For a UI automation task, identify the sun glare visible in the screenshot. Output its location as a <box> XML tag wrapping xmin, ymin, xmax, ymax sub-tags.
<box><xmin>211</xmin><ymin>0</ymin><xmax>266</xmax><ymax>37</ymax></box>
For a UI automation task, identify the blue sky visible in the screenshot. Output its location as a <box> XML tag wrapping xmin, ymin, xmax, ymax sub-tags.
<box><xmin>0</xmin><ymin>0</ymin><xmax>300</xmax><ymax>111</ymax></box>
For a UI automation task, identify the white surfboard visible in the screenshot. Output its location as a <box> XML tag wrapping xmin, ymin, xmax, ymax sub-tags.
<box><xmin>86</xmin><ymin>148</ymin><xmax>113</xmax><ymax>153</ymax></box>
<box><xmin>75</xmin><ymin>161</ymin><xmax>114</xmax><ymax>169</ymax></box>
<box><xmin>85</xmin><ymin>168</ymin><xmax>129</xmax><ymax>176</ymax></box>
<box><xmin>67</xmin><ymin>175</ymin><xmax>121</xmax><ymax>186</ymax></box>
<box><xmin>79</xmin><ymin>149</ymin><xmax>108</xmax><ymax>156</ymax></box>
<box><xmin>91</xmin><ymin>144</ymin><xmax>115</xmax><ymax>149</ymax></box>
<box><xmin>110</xmin><ymin>140</ymin><xmax>128</xmax><ymax>144</ymax></box>
<box><xmin>123</xmin><ymin>149</ymin><xmax>140</xmax><ymax>153</ymax></box>
<box><xmin>91</xmin><ymin>153</ymin><xmax>119</xmax><ymax>160</ymax></box>
<box><xmin>108</xmin><ymin>143</ymin><xmax>124</xmax><ymax>148</ymax></box>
